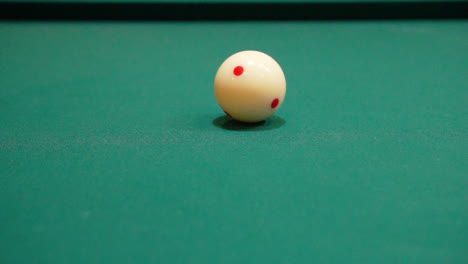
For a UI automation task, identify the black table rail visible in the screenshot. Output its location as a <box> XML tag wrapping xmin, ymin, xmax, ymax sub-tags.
<box><xmin>0</xmin><ymin>1</ymin><xmax>467</xmax><ymax>21</ymax></box>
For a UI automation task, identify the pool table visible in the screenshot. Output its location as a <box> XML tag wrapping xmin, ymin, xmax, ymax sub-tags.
<box><xmin>0</xmin><ymin>1</ymin><xmax>467</xmax><ymax>263</ymax></box>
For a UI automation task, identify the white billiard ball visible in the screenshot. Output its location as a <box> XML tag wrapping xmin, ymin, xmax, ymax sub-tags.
<box><xmin>214</xmin><ymin>50</ymin><xmax>286</xmax><ymax>123</ymax></box>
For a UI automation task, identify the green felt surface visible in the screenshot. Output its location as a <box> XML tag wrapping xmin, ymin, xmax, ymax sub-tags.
<box><xmin>1</xmin><ymin>21</ymin><xmax>467</xmax><ymax>264</ymax></box>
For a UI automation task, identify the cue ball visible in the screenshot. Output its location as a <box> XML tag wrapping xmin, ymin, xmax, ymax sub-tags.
<box><xmin>214</xmin><ymin>50</ymin><xmax>286</xmax><ymax>123</ymax></box>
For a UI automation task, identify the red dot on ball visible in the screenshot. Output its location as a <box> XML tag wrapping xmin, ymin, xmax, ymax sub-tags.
<box><xmin>233</xmin><ymin>66</ymin><xmax>244</xmax><ymax>76</ymax></box>
<box><xmin>271</xmin><ymin>98</ymin><xmax>279</xmax><ymax>108</ymax></box>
